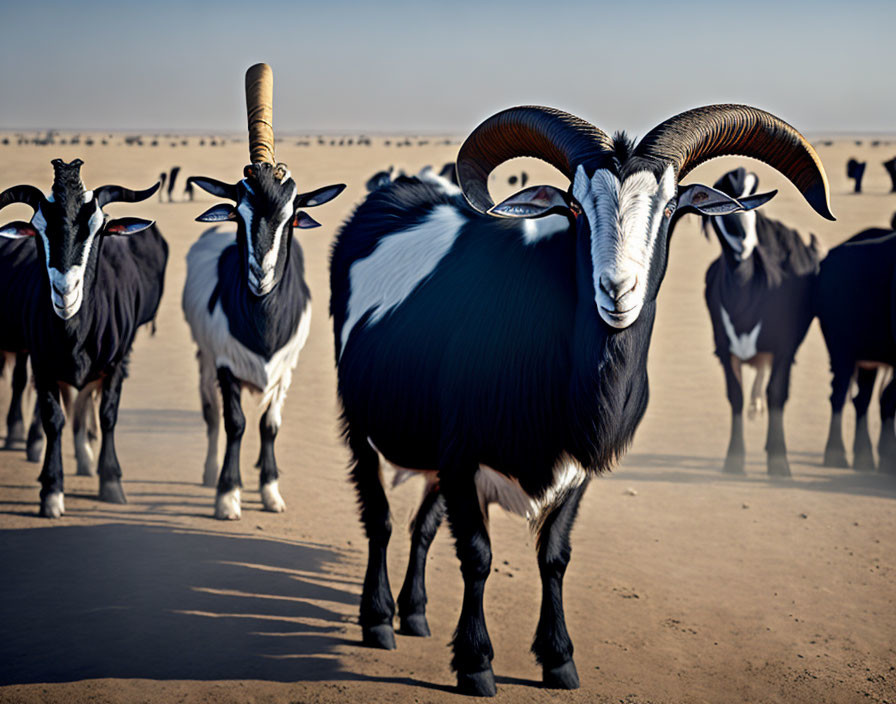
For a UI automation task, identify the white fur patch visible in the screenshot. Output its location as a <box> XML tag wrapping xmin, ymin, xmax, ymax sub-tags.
<box><xmin>36</xmin><ymin>201</ymin><xmax>104</xmax><ymax>319</ymax></box>
<box><xmin>721</xmin><ymin>306</ymin><xmax>761</xmax><ymax>360</ymax></box>
<box><xmin>416</xmin><ymin>167</ymin><xmax>461</xmax><ymax>196</ymax></box>
<box><xmin>215</xmin><ymin>488</ymin><xmax>241</xmax><ymax>520</ymax></box>
<box><xmin>384</xmin><ymin>457</ymin><xmax>586</xmax><ymax>524</ymax></box>
<box><xmin>261</xmin><ymin>481</ymin><xmax>286</xmax><ymax>513</ymax></box>
<box><xmin>183</xmin><ymin>229</ymin><xmax>311</xmax><ymax>411</ymax></box>
<box><xmin>521</xmin><ymin>215</ymin><xmax>569</xmax><ymax>244</ymax></box>
<box><xmin>573</xmin><ymin>165</ymin><xmax>675</xmax><ymax>329</ymax></box>
<box><xmin>340</xmin><ymin>205</ymin><xmax>465</xmax><ymax>356</ymax></box>
<box><xmin>42</xmin><ymin>492</ymin><xmax>65</xmax><ymax>518</ymax></box>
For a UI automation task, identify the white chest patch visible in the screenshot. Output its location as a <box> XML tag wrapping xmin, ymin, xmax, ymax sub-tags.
<box><xmin>340</xmin><ymin>204</ymin><xmax>465</xmax><ymax>356</ymax></box>
<box><xmin>721</xmin><ymin>306</ymin><xmax>761</xmax><ymax>360</ymax></box>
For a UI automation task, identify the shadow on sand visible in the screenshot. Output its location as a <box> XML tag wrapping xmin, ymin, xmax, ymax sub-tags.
<box><xmin>0</xmin><ymin>523</ymin><xmax>355</xmax><ymax>685</ymax></box>
<box><xmin>619</xmin><ymin>452</ymin><xmax>896</xmax><ymax>499</ymax></box>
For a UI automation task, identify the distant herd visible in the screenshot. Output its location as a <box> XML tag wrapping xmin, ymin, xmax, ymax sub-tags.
<box><xmin>1</xmin><ymin>64</ymin><xmax>895</xmax><ymax>696</ymax></box>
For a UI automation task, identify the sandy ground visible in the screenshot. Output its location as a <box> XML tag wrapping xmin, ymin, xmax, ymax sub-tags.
<box><xmin>0</xmin><ymin>132</ymin><xmax>894</xmax><ymax>704</ymax></box>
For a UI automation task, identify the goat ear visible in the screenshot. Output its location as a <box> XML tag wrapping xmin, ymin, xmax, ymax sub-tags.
<box><xmin>677</xmin><ymin>184</ymin><xmax>748</xmax><ymax>216</ymax></box>
<box><xmin>196</xmin><ymin>204</ymin><xmax>237</xmax><ymax>222</ymax></box>
<box><xmin>489</xmin><ymin>185</ymin><xmax>571</xmax><ymax>218</ymax></box>
<box><xmin>105</xmin><ymin>217</ymin><xmax>154</xmax><ymax>235</ymax></box>
<box><xmin>293</xmin><ymin>211</ymin><xmax>321</xmax><ymax>229</ymax></box>
<box><xmin>0</xmin><ymin>221</ymin><xmax>38</xmax><ymax>238</ymax></box>
<box><xmin>737</xmin><ymin>190</ymin><xmax>777</xmax><ymax>211</ymax></box>
<box><xmin>295</xmin><ymin>183</ymin><xmax>346</xmax><ymax>208</ymax></box>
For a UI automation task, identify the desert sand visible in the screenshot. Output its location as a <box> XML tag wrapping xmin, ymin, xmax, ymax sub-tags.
<box><xmin>0</xmin><ymin>132</ymin><xmax>894</xmax><ymax>704</ymax></box>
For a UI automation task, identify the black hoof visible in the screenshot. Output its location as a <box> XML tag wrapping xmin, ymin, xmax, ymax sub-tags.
<box><xmin>26</xmin><ymin>441</ymin><xmax>43</xmax><ymax>463</ymax></box>
<box><xmin>823</xmin><ymin>449</ymin><xmax>849</xmax><ymax>468</ymax></box>
<box><xmin>723</xmin><ymin>453</ymin><xmax>746</xmax><ymax>474</ymax></box>
<box><xmin>767</xmin><ymin>455</ymin><xmax>791</xmax><ymax>478</ymax></box>
<box><xmin>457</xmin><ymin>669</ymin><xmax>496</xmax><ymax>697</ymax></box>
<box><xmin>99</xmin><ymin>479</ymin><xmax>127</xmax><ymax>504</ymax></box>
<box><xmin>362</xmin><ymin>623</ymin><xmax>396</xmax><ymax>650</ymax></box>
<box><xmin>543</xmin><ymin>660</ymin><xmax>580</xmax><ymax>689</ymax></box>
<box><xmin>399</xmin><ymin>613</ymin><xmax>431</xmax><ymax>637</ymax></box>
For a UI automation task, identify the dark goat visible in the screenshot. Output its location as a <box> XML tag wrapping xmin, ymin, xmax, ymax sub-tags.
<box><xmin>847</xmin><ymin>158</ymin><xmax>866</xmax><ymax>193</ymax></box>
<box><xmin>330</xmin><ymin>104</ymin><xmax>833</xmax><ymax>695</ymax></box>
<box><xmin>884</xmin><ymin>157</ymin><xmax>896</xmax><ymax>193</ymax></box>
<box><xmin>703</xmin><ymin>167</ymin><xmax>821</xmax><ymax>475</ymax></box>
<box><xmin>0</xmin><ymin>158</ymin><xmax>167</xmax><ymax>517</ymax></box>
<box><xmin>817</xmin><ymin>218</ymin><xmax>896</xmax><ymax>473</ymax></box>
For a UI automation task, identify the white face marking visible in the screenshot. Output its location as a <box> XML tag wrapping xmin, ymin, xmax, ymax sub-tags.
<box><xmin>721</xmin><ymin>305</ymin><xmax>761</xmax><ymax>360</ymax></box>
<box><xmin>572</xmin><ymin>164</ymin><xmax>676</xmax><ymax>329</ymax></box>
<box><xmin>35</xmin><ymin>201</ymin><xmax>104</xmax><ymax>319</ymax></box>
<box><xmin>237</xmin><ymin>180</ymin><xmax>298</xmax><ymax>296</ymax></box>
<box><xmin>341</xmin><ymin>204</ymin><xmax>465</xmax><ymax>356</ymax></box>
<box><xmin>713</xmin><ymin>173</ymin><xmax>758</xmax><ymax>261</ymax></box>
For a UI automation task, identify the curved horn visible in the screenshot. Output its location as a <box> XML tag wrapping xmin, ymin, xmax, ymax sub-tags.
<box><xmin>95</xmin><ymin>182</ymin><xmax>161</xmax><ymax>207</ymax></box>
<box><xmin>634</xmin><ymin>104</ymin><xmax>834</xmax><ymax>220</ymax></box>
<box><xmin>0</xmin><ymin>185</ymin><xmax>45</xmax><ymax>212</ymax></box>
<box><xmin>246</xmin><ymin>63</ymin><xmax>275</xmax><ymax>165</ymax></box>
<box><xmin>456</xmin><ymin>106</ymin><xmax>615</xmax><ymax>214</ymax></box>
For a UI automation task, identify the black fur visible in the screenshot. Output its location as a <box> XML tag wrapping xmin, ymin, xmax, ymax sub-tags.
<box><xmin>330</xmin><ymin>148</ymin><xmax>679</xmax><ymax>693</ymax></box>
<box><xmin>0</xmin><ymin>164</ymin><xmax>167</xmax><ymax>515</ymax></box>
<box><xmin>815</xmin><ymin>225</ymin><xmax>896</xmax><ymax>473</ymax></box>
<box><xmin>215</xmin><ymin>239</ymin><xmax>309</xmax><ymax>359</ymax></box>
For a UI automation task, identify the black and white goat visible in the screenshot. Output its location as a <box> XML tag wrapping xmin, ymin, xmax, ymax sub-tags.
<box><xmin>182</xmin><ymin>64</ymin><xmax>345</xmax><ymax>520</ymax></box>
<box><xmin>702</xmin><ymin>167</ymin><xmax>821</xmax><ymax>475</ymax></box>
<box><xmin>0</xmin><ymin>158</ymin><xmax>167</xmax><ymax>517</ymax></box>
<box><xmin>330</xmin><ymin>104</ymin><xmax>833</xmax><ymax>695</ymax></box>
<box><xmin>817</xmin><ymin>217</ymin><xmax>896</xmax><ymax>473</ymax></box>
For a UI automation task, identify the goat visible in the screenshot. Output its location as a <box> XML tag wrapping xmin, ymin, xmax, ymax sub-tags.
<box><xmin>884</xmin><ymin>157</ymin><xmax>896</xmax><ymax>193</ymax></box>
<box><xmin>0</xmin><ymin>158</ymin><xmax>166</xmax><ymax>517</ymax></box>
<box><xmin>166</xmin><ymin>166</ymin><xmax>180</xmax><ymax>202</ymax></box>
<box><xmin>182</xmin><ymin>64</ymin><xmax>345</xmax><ymax>520</ymax></box>
<box><xmin>702</xmin><ymin>167</ymin><xmax>821</xmax><ymax>475</ymax></box>
<box><xmin>330</xmin><ymin>104</ymin><xmax>833</xmax><ymax>695</ymax></box>
<box><xmin>817</xmin><ymin>216</ymin><xmax>896</xmax><ymax>473</ymax></box>
<box><xmin>847</xmin><ymin>158</ymin><xmax>866</xmax><ymax>193</ymax></box>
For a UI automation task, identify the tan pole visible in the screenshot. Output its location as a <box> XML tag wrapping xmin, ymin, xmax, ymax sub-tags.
<box><xmin>246</xmin><ymin>63</ymin><xmax>274</xmax><ymax>164</ymax></box>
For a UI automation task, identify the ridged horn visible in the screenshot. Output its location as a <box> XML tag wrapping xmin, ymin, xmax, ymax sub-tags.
<box><xmin>0</xmin><ymin>185</ymin><xmax>45</xmax><ymax>212</ymax></box>
<box><xmin>456</xmin><ymin>106</ymin><xmax>615</xmax><ymax>214</ymax></box>
<box><xmin>634</xmin><ymin>104</ymin><xmax>834</xmax><ymax>220</ymax></box>
<box><xmin>246</xmin><ymin>63</ymin><xmax>275</xmax><ymax>165</ymax></box>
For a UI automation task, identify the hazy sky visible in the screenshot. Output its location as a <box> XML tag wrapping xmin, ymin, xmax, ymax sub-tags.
<box><xmin>1</xmin><ymin>0</ymin><xmax>893</xmax><ymax>136</ymax></box>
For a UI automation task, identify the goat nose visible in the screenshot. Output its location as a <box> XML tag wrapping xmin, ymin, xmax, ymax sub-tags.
<box><xmin>599</xmin><ymin>274</ymin><xmax>638</xmax><ymax>302</ymax></box>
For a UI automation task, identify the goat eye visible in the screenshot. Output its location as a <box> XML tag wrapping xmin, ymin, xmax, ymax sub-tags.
<box><xmin>569</xmin><ymin>201</ymin><xmax>582</xmax><ymax>217</ymax></box>
<box><xmin>663</xmin><ymin>203</ymin><xmax>675</xmax><ymax>219</ymax></box>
